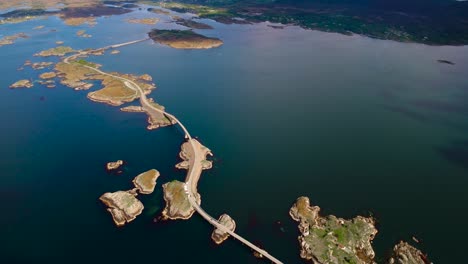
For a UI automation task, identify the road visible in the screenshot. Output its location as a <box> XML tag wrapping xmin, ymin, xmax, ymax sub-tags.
<box><xmin>64</xmin><ymin>40</ymin><xmax>284</xmax><ymax>264</ymax></box>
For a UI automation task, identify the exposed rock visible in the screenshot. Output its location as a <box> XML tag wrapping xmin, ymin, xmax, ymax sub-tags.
<box><xmin>27</xmin><ymin>61</ymin><xmax>54</xmax><ymax>70</ymax></box>
<box><xmin>9</xmin><ymin>79</ymin><xmax>33</xmax><ymax>89</ymax></box>
<box><xmin>211</xmin><ymin>214</ymin><xmax>236</xmax><ymax>244</ymax></box>
<box><xmin>106</xmin><ymin>160</ymin><xmax>123</xmax><ymax>170</ymax></box>
<box><xmin>388</xmin><ymin>241</ymin><xmax>432</xmax><ymax>264</ymax></box>
<box><xmin>132</xmin><ymin>169</ymin><xmax>160</xmax><ymax>194</ymax></box>
<box><xmin>161</xmin><ymin>180</ymin><xmax>200</xmax><ymax>220</ymax></box>
<box><xmin>126</xmin><ymin>18</ymin><xmax>159</xmax><ymax>25</ymax></box>
<box><xmin>62</xmin><ymin>17</ymin><xmax>97</xmax><ymax>26</ymax></box>
<box><xmin>290</xmin><ymin>196</ymin><xmax>378</xmax><ymax>264</ymax></box>
<box><xmin>99</xmin><ymin>190</ymin><xmax>144</xmax><ymax>226</ymax></box>
<box><xmin>139</xmin><ymin>74</ymin><xmax>152</xmax><ymax>82</ymax></box>
<box><xmin>39</xmin><ymin>72</ymin><xmax>57</xmax><ymax>79</ymax></box>
<box><xmin>0</xmin><ymin>33</ymin><xmax>28</xmax><ymax>47</ymax></box>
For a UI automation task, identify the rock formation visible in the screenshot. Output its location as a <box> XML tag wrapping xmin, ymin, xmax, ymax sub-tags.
<box><xmin>211</xmin><ymin>214</ymin><xmax>236</xmax><ymax>244</ymax></box>
<box><xmin>388</xmin><ymin>241</ymin><xmax>432</xmax><ymax>264</ymax></box>
<box><xmin>99</xmin><ymin>190</ymin><xmax>144</xmax><ymax>226</ymax></box>
<box><xmin>132</xmin><ymin>169</ymin><xmax>160</xmax><ymax>194</ymax></box>
<box><xmin>9</xmin><ymin>79</ymin><xmax>33</xmax><ymax>89</ymax></box>
<box><xmin>106</xmin><ymin>160</ymin><xmax>123</xmax><ymax>171</ymax></box>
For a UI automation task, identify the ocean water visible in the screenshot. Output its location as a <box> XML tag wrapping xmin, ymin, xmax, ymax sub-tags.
<box><xmin>1</xmin><ymin>6</ymin><xmax>468</xmax><ymax>263</ymax></box>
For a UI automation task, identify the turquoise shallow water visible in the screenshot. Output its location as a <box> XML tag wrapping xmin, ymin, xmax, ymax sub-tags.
<box><xmin>1</xmin><ymin>6</ymin><xmax>468</xmax><ymax>263</ymax></box>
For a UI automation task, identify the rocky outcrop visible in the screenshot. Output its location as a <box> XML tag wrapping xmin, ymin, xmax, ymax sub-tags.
<box><xmin>34</xmin><ymin>46</ymin><xmax>75</xmax><ymax>57</ymax></box>
<box><xmin>9</xmin><ymin>79</ymin><xmax>33</xmax><ymax>89</ymax></box>
<box><xmin>99</xmin><ymin>190</ymin><xmax>144</xmax><ymax>226</ymax></box>
<box><xmin>120</xmin><ymin>100</ymin><xmax>175</xmax><ymax>130</ymax></box>
<box><xmin>161</xmin><ymin>180</ymin><xmax>200</xmax><ymax>220</ymax></box>
<box><xmin>106</xmin><ymin>160</ymin><xmax>123</xmax><ymax>171</ymax></box>
<box><xmin>0</xmin><ymin>33</ymin><xmax>28</xmax><ymax>47</ymax></box>
<box><xmin>132</xmin><ymin>169</ymin><xmax>160</xmax><ymax>194</ymax></box>
<box><xmin>211</xmin><ymin>214</ymin><xmax>236</xmax><ymax>244</ymax></box>
<box><xmin>290</xmin><ymin>196</ymin><xmax>378</xmax><ymax>264</ymax></box>
<box><xmin>175</xmin><ymin>139</ymin><xmax>213</xmax><ymax>170</ymax></box>
<box><xmin>39</xmin><ymin>72</ymin><xmax>57</xmax><ymax>79</ymax></box>
<box><xmin>388</xmin><ymin>241</ymin><xmax>431</xmax><ymax>264</ymax></box>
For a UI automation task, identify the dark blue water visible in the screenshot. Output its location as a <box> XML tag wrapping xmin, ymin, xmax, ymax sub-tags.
<box><xmin>1</xmin><ymin>6</ymin><xmax>468</xmax><ymax>263</ymax></box>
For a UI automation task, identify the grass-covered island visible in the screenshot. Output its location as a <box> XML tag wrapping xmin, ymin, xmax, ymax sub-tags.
<box><xmin>148</xmin><ymin>29</ymin><xmax>223</xmax><ymax>49</ymax></box>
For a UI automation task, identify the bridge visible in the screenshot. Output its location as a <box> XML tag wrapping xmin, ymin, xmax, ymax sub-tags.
<box><xmin>63</xmin><ymin>40</ymin><xmax>284</xmax><ymax>264</ymax></box>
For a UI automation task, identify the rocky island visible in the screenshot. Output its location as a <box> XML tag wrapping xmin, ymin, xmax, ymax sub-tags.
<box><xmin>290</xmin><ymin>197</ymin><xmax>432</xmax><ymax>264</ymax></box>
<box><xmin>39</xmin><ymin>72</ymin><xmax>57</xmax><ymax>80</ymax></box>
<box><xmin>34</xmin><ymin>46</ymin><xmax>76</xmax><ymax>57</ymax></box>
<box><xmin>161</xmin><ymin>180</ymin><xmax>200</xmax><ymax>220</ymax></box>
<box><xmin>389</xmin><ymin>241</ymin><xmax>431</xmax><ymax>264</ymax></box>
<box><xmin>9</xmin><ymin>80</ymin><xmax>33</xmax><ymax>89</ymax></box>
<box><xmin>132</xmin><ymin>169</ymin><xmax>160</xmax><ymax>194</ymax></box>
<box><xmin>211</xmin><ymin>214</ymin><xmax>236</xmax><ymax>244</ymax></box>
<box><xmin>148</xmin><ymin>29</ymin><xmax>223</xmax><ymax>49</ymax></box>
<box><xmin>99</xmin><ymin>190</ymin><xmax>144</xmax><ymax>227</ymax></box>
<box><xmin>126</xmin><ymin>18</ymin><xmax>159</xmax><ymax>25</ymax></box>
<box><xmin>290</xmin><ymin>196</ymin><xmax>378</xmax><ymax>263</ymax></box>
<box><xmin>106</xmin><ymin>160</ymin><xmax>123</xmax><ymax>171</ymax></box>
<box><xmin>100</xmin><ymin>168</ymin><xmax>161</xmax><ymax>226</ymax></box>
<box><xmin>0</xmin><ymin>33</ymin><xmax>28</xmax><ymax>47</ymax></box>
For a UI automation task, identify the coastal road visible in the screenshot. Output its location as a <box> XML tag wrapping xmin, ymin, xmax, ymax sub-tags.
<box><xmin>64</xmin><ymin>41</ymin><xmax>284</xmax><ymax>264</ymax></box>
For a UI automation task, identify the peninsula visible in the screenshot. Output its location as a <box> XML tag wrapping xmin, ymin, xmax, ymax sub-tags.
<box><xmin>148</xmin><ymin>29</ymin><xmax>223</xmax><ymax>49</ymax></box>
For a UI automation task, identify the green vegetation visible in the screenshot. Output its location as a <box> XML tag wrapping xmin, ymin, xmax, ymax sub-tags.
<box><xmin>75</xmin><ymin>59</ymin><xmax>97</xmax><ymax>68</ymax></box>
<box><xmin>141</xmin><ymin>0</ymin><xmax>468</xmax><ymax>45</ymax></box>
<box><xmin>304</xmin><ymin>216</ymin><xmax>376</xmax><ymax>264</ymax></box>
